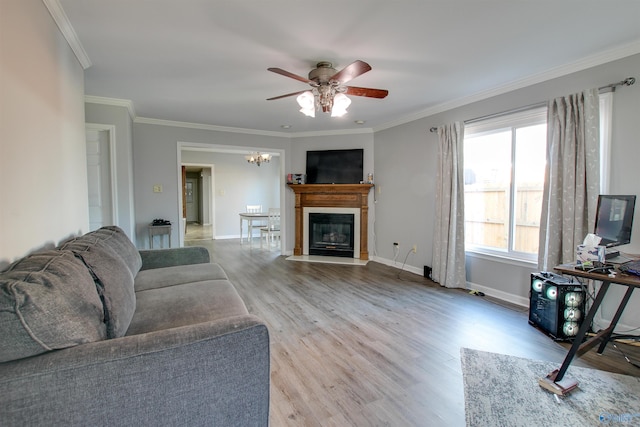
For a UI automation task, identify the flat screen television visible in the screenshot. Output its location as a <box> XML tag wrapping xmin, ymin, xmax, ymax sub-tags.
<box><xmin>306</xmin><ymin>149</ymin><xmax>364</xmax><ymax>184</ymax></box>
<box><xmin>594</xmin><ymin>195</ymin><xmax>636</xmax><ymax>252</ymax></box>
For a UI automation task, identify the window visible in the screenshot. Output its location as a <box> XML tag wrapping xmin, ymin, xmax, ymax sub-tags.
<box><xmin>463</xmin><ymin>107</ymin><xmax>547</xmax><ymax>261</ymax></box>
<box><xmin>464</xmin><ymin>94</ymin><xmax>613</xmax><ymax>262</ymax></box>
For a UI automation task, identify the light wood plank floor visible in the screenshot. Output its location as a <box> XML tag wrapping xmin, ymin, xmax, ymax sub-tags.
<box><xmin>186</xmin><ymin>233</ymin><xmax>640</xmax><ymax>426</ymax></box>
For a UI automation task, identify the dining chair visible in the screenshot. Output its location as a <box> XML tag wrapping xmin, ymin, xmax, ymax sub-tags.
<box><xmin>245</xmin><ymin>205</ymin><xmax>267</xmax><ymax>244</ymax></box>
<box><xmin>260</xmin><ymin>208</ymin><xmax>281</xmax><ymax>250</ymax></box>
<box><xmin>246</xmin><ymin>205</ymin><xmax>263</xmax><ymax>213</ymax></box>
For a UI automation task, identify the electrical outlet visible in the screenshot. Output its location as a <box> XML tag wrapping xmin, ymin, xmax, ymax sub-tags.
<box><xmin>412</xmin><ymin>244</ymin><xmax>417</xmax><ymax>253</ymax></box>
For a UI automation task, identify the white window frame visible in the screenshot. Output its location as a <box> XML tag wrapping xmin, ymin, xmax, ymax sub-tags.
<box><xmin>463</xmin><ymin>106</ymin><xmax>547</xmax><ymax>263</ymax></box>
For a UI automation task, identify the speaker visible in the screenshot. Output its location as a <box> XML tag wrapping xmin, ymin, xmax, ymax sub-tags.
<box><xmin>528</xmin><ymin>272</ymin><xmax>586</xmax><ymax>340</ymax></box>
<box><xmin>423</xmin><ymin>265</ymin><xmax>432</xmax><ymax>279</ymax></box>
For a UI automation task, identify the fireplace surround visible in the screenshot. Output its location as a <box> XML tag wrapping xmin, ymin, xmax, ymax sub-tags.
<box><xmin>288</xmin><ymin>184</ymin><xmax>373</xmax><ymax>260</ymax></box>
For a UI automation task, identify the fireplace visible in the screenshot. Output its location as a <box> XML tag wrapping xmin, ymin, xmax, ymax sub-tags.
<box><xmin>308</xmin><ymin>213</ymin><xmax>355</xmax><ymax>257</ymax></box>
<box><xmin>288</xmin><ymin>184</ymin><xmax>373</xmax><ymax>260</ymax></box>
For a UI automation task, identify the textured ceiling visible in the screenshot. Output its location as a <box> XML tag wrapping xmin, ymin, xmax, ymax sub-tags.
<box><xmin>58</xmin><ymin>0</ymin><xmax>640</xmax><ymax>135</ymax></box>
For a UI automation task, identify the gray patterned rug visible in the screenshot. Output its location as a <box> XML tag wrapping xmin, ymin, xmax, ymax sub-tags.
<box><xmin>461</xmin><ymin>348</ymin><xmax>640</xmax><ymax>427</ymax></box>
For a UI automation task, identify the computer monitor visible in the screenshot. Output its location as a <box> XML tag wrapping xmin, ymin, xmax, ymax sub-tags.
<box><xmin>594</xmin><ymin>195</ymin><xmax>636</xmax><ymax>256</ymax></box>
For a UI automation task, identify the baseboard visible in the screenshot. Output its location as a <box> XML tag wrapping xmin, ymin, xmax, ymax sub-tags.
<box><xmin>371</xmin><ymin>258</ymin><xmax>530</xmax><ymax>307</ymax></box>
<box><xmin>465</xmin><ymin>280</ymin><xmax>529</xmax><ymax>307</ymax></box>
<box><xmin>371</xmin><ymin>256</ymin><xmax>424</xmax><ymax>277</ymax></box>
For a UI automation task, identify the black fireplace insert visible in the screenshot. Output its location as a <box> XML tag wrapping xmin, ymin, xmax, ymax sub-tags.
<box><xmin>308</xmin><ymin>213</ymin><xmax>355</xmax><ymax>257</ymax></box>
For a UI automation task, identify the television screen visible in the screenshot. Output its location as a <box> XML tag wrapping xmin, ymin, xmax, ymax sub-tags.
<box><xmin>306</xmin><ymin>149</ymin><xmax>364</xmax><ymax>184</ymax></box>
<box><xmin>594</xmin><ymin>195</ymin><xmax>636</xmax><ymax>248</ymax></box>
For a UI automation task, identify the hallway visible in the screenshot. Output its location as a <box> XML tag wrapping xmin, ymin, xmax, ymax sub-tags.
<box><xmin>184</xmin><ymin>223</ymin><xmax>212</xmax><ymax>241</ymax></box>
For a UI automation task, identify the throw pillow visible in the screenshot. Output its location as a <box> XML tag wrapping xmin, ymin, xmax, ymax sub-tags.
<box><xmin>0</xmin><ymin>250</ymin><xmax>107</xmax><ymax>363</ymax></box>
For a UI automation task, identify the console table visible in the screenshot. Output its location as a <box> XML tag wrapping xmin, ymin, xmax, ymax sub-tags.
<box><xmin>542</xmin><ymin>263</ymin><xmax>640</xmax><ymax>393</ymax></box>
<box><xmin>148</xmin><ymin>224</ymin><xmax>172</xmax><ymax>249</ymax></box>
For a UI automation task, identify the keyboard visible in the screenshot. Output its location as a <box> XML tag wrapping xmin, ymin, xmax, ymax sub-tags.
<box><xmin>618</xmin><ymin>260</ymin><xmax>640</xmax><ymax>277</ymax></box>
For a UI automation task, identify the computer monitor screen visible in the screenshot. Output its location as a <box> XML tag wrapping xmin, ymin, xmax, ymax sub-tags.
<box><xmin>594</xmin><ymin>195</ymin><xmax>636</xmax><ymax>248</ymax></box>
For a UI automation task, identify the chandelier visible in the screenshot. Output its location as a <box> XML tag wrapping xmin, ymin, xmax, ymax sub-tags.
<box><xmin>245</xmin><ymin>152</ymin><xmax>272</xmax><ymax>166</ymax></box>
<box><xmin>296</xmin><ymin>84</ymin><xmax>351</xmax><ymax>118</ymax></box>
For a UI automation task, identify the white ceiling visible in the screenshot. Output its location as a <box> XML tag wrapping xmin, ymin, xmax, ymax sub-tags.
<box><xmin>57</xmin><ymin>0</ymin><xmax>640</xmax><ymax>135</ymax></box>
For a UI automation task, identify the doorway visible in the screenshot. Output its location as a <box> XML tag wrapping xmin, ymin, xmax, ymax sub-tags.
<box><xmin>86</xmin><ymin>124</ymin><xmax>117</xmax><ymax>231</ymax></box>
<box><xmin>182</xmin><ymin>164</ymin><xmax>215</xmax><ymax>241</ymax></box>
<box><xmin>177</xmin><ymin>143</ymin><xmax>286</xmax><ymax>249</ymax></box>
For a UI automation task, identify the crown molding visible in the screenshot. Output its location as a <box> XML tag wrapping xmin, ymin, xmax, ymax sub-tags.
<box><xmin>134</xmin><ymin>117</ymin><xmax>292</xmax><ymax>138</ymax></box>
<box><xmin>42</xmin><ymin>0</ymin><xmax>91</xmax><ymax>69</ymax></box>
<box><xmin>373</xmin><ymin>39</ymin><xmax>640</xmax><ymax>132</ymax></box>
<box><xmin>84</xmin><ymin>96</ymin><xmax>136</xmax><ymax>120</ymax></box>
<box><xmin>134</xmin><ymin>116</ymin><xmax>374</xmax><ymax>138</ymax></box>
<box><xmin>286</xmin><ymin>127</ymin><xmax>374</xmax><ymax>138</ymax></box>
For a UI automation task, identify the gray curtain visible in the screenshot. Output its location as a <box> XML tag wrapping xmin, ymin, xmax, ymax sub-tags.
<box><xmin>433</xmin><ymin>122</ymin><xmax>467</xmax><ymax>288</ymax></box>
<box><xmin>538</xmin><ymin>88</ymin><xmax>600</xmax><ymax>271</ymax></box>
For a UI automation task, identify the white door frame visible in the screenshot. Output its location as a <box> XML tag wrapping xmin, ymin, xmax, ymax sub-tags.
<box><xmin>86</xmin><ymin>123</ymin><xmax>118</xmax><ymax>227</ymax></box>
<box><xmin>176</xmin><ymin>141</ymin><xmax>286</xmax><ymax>249</ymax></box>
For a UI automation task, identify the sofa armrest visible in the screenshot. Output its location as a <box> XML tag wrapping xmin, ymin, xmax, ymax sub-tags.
<box><xmin>139</xmin><ymin>246</ymin><xmax>210</xmax><ymax>270</ymax></box>
<box><xmin>0</xmin><ymin>315</ymin><xmax>270</xmax><ymax>426</ymax></box>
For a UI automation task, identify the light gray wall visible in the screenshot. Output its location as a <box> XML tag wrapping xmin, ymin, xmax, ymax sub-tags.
<box><xmin>85</xmin><ymin>103</ymin><xmax>137</xmax><ymax>242</ymax></box>
<box><xmin>374</xmin><ymin>119</ymin><xmax>437</xmax><ymax>267</ymax></box>
<box><xmin>0</xmin><ymin>0</ymin><xmax>88</xmax><ymax>266</ymax></box>
<box><xmin>374</xmin><ymin>53</ymin><xmax>640</xmax><ymax>329</ymax></box>
<box><xmin>132</xmin><ymin>123</ymin><xmax>291</xmax><ymax>248</ymax></box>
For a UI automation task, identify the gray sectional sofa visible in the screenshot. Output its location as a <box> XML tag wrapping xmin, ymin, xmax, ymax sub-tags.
<box><xmin>0</xmin><ymin>226</ymin><xmax>270</xmax><ymax>426</ymax></box>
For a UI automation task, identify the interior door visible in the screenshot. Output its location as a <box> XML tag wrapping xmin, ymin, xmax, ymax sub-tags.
<box><xmin>185</xmin><ymin>176</ymin><xmax>199</xmax><ymax>222</ymax></box>
<box><xmin>182</xmin><ymin>166</ymin><xmax>186</xmax><ymax>221</ymax></box>
<box><xmin>86</xmin><ymin>129</ymin><xmax>113</xmax><ymax>231</ymax></box>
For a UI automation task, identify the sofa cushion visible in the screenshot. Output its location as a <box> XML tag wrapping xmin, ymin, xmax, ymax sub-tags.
<box><xmin>58</xmin><ymin>241</ymin><xmax>135</xmax><ymax>338</ymax></box>
<box><xmin>60</xmin><ymin>226</ymin><xmax>142</xmax><ymax>277</ymax></box>
<box><xmin>134</xmin><ymin>263</ymin><xmax>228</xmax><ymax>292</ymax></box>
<box><xmin>127</xmin><ymin>280</ymin><xmax>248</xmax><ymax>336</ymax></box>
<box><xmin>0</xmin><ymin>250</ymin><xmax>107</xmax><ymax>363</ymax></box>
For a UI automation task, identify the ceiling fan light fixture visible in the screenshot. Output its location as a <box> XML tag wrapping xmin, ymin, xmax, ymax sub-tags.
<box><xmin>269</xmin><ymin>60</ymin><xmax>387</xmax><ymax>118</ymax></box>
<box><xmin>296</xmin><ymin>91</ymin><xmax>316</xmax><ymax>117</ymax></box>
<box><xmin>331</xmin><ymin>93</ymin><xmax>351</xmax><ymax>117</ymax></box>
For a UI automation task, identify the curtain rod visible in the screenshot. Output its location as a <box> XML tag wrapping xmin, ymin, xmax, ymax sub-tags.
<box><xmin>599</xmin><ymin>76</ymin><xmax>635</xmax><ymax>92</ymax></box>
<box><xmin>429</xmin><ymin>76</ymin><xmax>636</xmax><ymax>133</ymax></box>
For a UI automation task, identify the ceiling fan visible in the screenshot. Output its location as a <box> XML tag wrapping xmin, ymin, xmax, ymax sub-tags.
<box><xmin>267</xmin><ymin>60</ymin><xmax>388</xmax><ymax>117</ymax></box>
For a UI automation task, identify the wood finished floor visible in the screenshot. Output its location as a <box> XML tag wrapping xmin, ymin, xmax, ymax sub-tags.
<box><xmin>185</xmin><ymin>230</ymin><xmax>640</xmax><ymax>426</ymax></box>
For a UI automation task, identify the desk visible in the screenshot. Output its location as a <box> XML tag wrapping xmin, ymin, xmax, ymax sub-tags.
<box><xmin>239</xmin><ymin>212</ymin><xmax>268</xmax><ymax>245</ymax></box>
<box><xmin>544</xmin><ymin>263</ymin><xmax>640</xmax><ymax>391</ymax></box>
<box><xmin>148</xmin><ymin>224</ymin><xmax>171</xmax><ymax>248</ymax></box>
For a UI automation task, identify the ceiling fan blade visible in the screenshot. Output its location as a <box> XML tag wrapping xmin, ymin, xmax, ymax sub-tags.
<box><xmin>330</xmin><ymin>60</ymin><xmax>372</xmax><ymax>84</ymax></box>
<box><xmin>266</xmin><ymin>90</ymin><xmax>307</xmax><ymax>101</ymax></box>
<box><xmin>345</xmin><ymin>86</ymin><xmax>389</xmax><ymax>99</ymax></box>
<box><xmin>267</xmin><ymin>67</ymin><xmax>313</xmax><ymax>84</ymax></box>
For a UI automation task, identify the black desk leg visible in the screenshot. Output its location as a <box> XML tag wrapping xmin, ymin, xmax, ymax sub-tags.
<box><xmin>597</xmin><ymin>286</ymin><xmax>635</xmax><ymax>354</ymax></box>
<box><xmin>554</xmin><ymin>281</ymin><xmax>611</xmax><ymax>382</ymax></box>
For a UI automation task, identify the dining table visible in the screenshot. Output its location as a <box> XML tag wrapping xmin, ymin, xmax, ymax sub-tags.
<box><xmin>239</xmin><ymin>212</ymin><xmax>269</xmax><ymax>245</ymax></box>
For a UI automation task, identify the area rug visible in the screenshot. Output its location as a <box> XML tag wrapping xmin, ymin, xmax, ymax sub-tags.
<box><xmin>461</xmin><ymin>347</ymin><xmax>640</xmax><ymax>427</ymax></box>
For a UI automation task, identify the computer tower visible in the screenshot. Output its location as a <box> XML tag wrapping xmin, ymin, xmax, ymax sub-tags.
<box><xmin>528</xmin><ymin>272</ymin><xmax>586</xmax><ymax>340</ymax></box>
